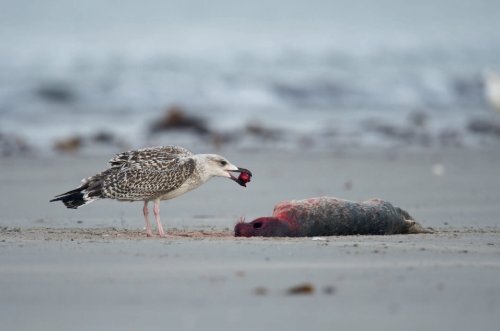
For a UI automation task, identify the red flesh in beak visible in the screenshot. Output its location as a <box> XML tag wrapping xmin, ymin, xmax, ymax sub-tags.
<box><xmin>229</xmin><ymin>168</ymin><xmax>252</xmax><ymax>187</ymax></box>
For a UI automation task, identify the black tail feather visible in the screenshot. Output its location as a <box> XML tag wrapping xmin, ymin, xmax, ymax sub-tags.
<box><xmin>52</xmin><ymin>186</ymin><xmax>86</xmax><ymax>199</ymax></box>
<box><xmin>50</xmin><ymin>175</ymin><xmax>103</xmax><ymax>209</ymax></box>
<box><xmin>50</xmin><ymin>190</ymin><xmax>87</xmax><ymax>209</ymax></box>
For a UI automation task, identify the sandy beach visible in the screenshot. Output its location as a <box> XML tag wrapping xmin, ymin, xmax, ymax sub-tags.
<box><xmin>2</xmin><ymin>1</ymin><xmax>500</xmax><ymax>329</ymax></box>
<box><xmin>1</xmin><ymin>148</ymin><xmax>499</xmax><ymax>330</ymax></box>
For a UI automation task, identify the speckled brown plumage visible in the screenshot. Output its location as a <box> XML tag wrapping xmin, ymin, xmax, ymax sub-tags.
<box><xmin>99</xmin><ymin>146</ymin><xmax>196</xmax><ymax>201</ymax></box>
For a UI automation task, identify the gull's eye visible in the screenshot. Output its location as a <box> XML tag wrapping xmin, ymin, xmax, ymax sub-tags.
<box><xmin>219</xmin><ymin>160</ymin><xmax>227</xmax><ymax>166</ymax></box>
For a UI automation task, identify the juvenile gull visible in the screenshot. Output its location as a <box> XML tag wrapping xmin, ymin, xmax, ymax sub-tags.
<box><xmin>50</xmin><ymin>145</ymin><xmax>252</xmax><ymax>237</ymax></box>
<box><xmin>484</xmin><ymin>70</ymin><xmax>500</xmax><ymax>112</ymax></box>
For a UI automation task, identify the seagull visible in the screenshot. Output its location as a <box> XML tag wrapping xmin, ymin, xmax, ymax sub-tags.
<box><xmin>484</xmin><ymin>70</ymin><xmax>500</xmax><ymax>113</ymax></box>
<box><xmin>50</xmin><ymin>145</ymin><xmax>252</xmax><ymax>237</ymax></box>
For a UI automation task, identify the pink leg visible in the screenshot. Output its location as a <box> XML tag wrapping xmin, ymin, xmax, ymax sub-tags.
<box><xmin>143</xmin><ymin>201</ymin><xmax>153</xmax><ymax>237</ymax></box>
<box><xmin>153</xmin><ymin>199</ymin><xmax>166</xmax><ymax>237</ymax></box>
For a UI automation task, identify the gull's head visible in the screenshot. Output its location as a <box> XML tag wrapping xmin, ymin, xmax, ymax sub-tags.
<box><xmin>200</xmin><ymin>154</ymin><xmax>252</xmax><ymax>186</ymax></box>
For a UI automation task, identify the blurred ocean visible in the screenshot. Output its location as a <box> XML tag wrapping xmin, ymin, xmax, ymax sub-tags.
<box><xmin>1</xmin><ymin>0</ymin><xmax>500</xmax><ymax>152</ymax></box>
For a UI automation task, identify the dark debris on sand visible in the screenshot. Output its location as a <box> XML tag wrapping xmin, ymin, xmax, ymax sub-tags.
<box><xmin>53</xmin><ymin>131</ymin><xmax>127</xmax><ymax>153</ymax></box>
<box><xmin>467</xmin><ymin>118</ymin><xmax>500</xmax><ymax>137</ymax></box>
<box><xmin>0</xmin><ymin>132</ymin><xmax>31</xmax><ymax>156</ymax></box>
<box><xmin>36</xmin><ymin>82</ymin><xmax>77</xmax><ymax>104</ymax></box>
<box><xmin>286</xmin><ymin>283</ymin><xmax>315</xmax><ymax>295</ymax></box>
<box><xmin>150</xmin><ymin>105</ymin><xmax>210</xmax><ymax>135</ymax></box>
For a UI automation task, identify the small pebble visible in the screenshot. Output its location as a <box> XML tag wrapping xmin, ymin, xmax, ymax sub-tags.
<box><xmin>254</xmin><ymin>287</ymin><xmax>268</xmax><ymax>296</ymax></box>
<box><xmin>323</xmin><ymin>286</ymin><xmax>336</xmax><ymax>295</ymax></box>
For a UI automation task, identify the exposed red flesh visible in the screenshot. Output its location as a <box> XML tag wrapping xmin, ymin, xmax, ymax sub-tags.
<box><xmin>238</xmin><ymin>171</ymin><xmax>251</xmax><ymax>184</ymax></box>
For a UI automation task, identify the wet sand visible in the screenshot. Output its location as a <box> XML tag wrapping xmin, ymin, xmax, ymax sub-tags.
<box><xmin>1</xmin><ymin>148</ymin><xmax>500</xmax><ymax>330</ymax></box>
